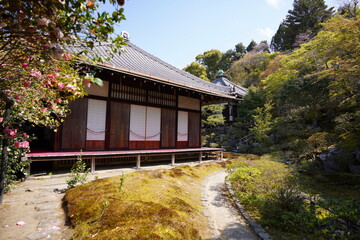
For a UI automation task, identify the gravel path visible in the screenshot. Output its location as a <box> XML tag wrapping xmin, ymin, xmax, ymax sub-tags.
<box><xmin>202</xmin><ymin>170</ymin><xmax>259</xmax><ymax>240</ymax></box>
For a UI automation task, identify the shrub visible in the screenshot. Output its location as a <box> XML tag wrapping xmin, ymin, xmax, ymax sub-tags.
<box><xmin>66</xmin><ymin>153</ymin><xmax>90</xmax><ymax>189</ymax></box>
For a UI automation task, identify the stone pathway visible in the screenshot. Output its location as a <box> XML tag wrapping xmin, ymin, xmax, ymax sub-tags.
<box><xmin>202</xmin><ymin>170</ymin><xmax>259</xmax><ymax>240</ymax></box>
<box><xmin>0</xmin><ymin>167</ymin><xmax>138</xmax><ymax>240</ymax></box>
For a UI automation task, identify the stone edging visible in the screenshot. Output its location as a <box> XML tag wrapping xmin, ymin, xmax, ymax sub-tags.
<box><xmin>225</xmin><ymin>179</ymin><xmax>271</xmax><ymax>240</ymax></box>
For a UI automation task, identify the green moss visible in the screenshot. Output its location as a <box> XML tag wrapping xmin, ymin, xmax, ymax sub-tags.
<box><xmin>64</xmin><ymin>159</ymin><xmax>243</xmax><ymax>239</ymax></box>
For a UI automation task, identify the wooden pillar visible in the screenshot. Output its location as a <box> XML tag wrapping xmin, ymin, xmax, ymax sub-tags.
<box><xmin>91</xmin><ymin>156</ymin><xmax>96</xmax><ymax>173</ymax></box>
<box><xmin>136</xmin><ymin>155</ymin><xmax>141</xmax><ymax>169</ymax></box>
<box><xmin>171</xmin><ymin>153</ymin><xmax>175</xmax><ymax>166</ymax></box>
<box><xmin>199</xmin><ymin>151</ymin><xmax>202</xmax><ymax>163</ymax></box>
<box><xmin>220</xmin><ymin>151</ymin><xmax>223</xmax><ymax>161</ymax></box>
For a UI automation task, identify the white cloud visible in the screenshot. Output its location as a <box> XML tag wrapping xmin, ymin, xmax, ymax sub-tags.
<box><xmin>258</xmin><ymin>27</ymin><xmax>275</xmax><ymax>39</ymax></box>
<box><xmin>265</xmin><ymin>0</ymin><xmax>281</xmax><ymax>8</ymax></box>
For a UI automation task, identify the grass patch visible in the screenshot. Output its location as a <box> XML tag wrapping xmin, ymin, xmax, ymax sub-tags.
<box><xmin>64</xmin><ymin>158</ymin><xmax>250</xmax><ymax>239</ymax></box>
<box><xmin>227</xmin><ymin>158</ymin><xmax>360</xmax><ymax>239</ymax></box>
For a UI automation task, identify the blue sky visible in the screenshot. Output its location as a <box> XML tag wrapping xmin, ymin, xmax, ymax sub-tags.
<box><xmin>110</xmin><ymin>0</ymin><xmax>340</xmax><ymax>69</ymax></box>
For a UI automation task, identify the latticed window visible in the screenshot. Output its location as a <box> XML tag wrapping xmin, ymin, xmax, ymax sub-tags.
<box><xmin>111</xmin><ymin>83</ymin><xmax>146</xmax><ymax>102</ymax></box>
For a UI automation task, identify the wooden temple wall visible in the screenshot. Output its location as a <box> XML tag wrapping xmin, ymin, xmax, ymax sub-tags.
<box><xmin>57</xmin><ymin>72</ymin><xmax>202</xmax><ymax>151</ymax></box>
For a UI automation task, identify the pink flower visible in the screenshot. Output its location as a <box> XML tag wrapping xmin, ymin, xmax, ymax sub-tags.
<box><xmin>4</xmin><ymin>128</ymin><xmax>17</xmax><ymax>138</ymax></box>
<box><xmin>57</xmin><ymin>82</ymin><xmax>65</xmax><ymax>90</ymax></box>
<box><xmin>14</xmin><ymin>141</ymin><xmax>29</xmax><ymax>148</ymax></box>
<box><xmin>41</xmin><ymin>107</ymin><xmax>47</xmax><ymax>112</ymax></box>
<box><xmin>29</xmin><ymin>71</ymin><xmax>42</xmax><ymax>79</ymax></box>
<box><xmin>0</xmin><ymin>117</ymin><xmax>3</xmax><ymax>123</ymax></box>
<box><xmin>63</xmin><ymin>53</ymin><xmax>71</xmax><ymax>61</ymax></box>
<box><xmin>22</xmin><ymin>133</ymin><xmax>29</xmax><ymax>138</ymax></box>
<box><xmin>21</xmin><ymin>141</ymin><xmax>30</xmax><ymax>148</ymax></box>
<box><xmin>21</xmin><ymin>63</ymin><xmax>28</xmax><ymax>68</ymax></box>
<box><xmin>23</xmin><ymin>81</ymin><xmax>31</xmax><ymax>87</ymax></box>
<box><xmin>54</xmin><ymin>72</ymin><xmax>60</xmax><ymax>78</ymax></box>
<box><xmin>16</xmin><ymin>95</ymin><xmax>21</xmax><ymax>100</ymax></box>
<box><xmin>54</xmin><ymin>98</ymin><xmax>61</xmax><ymax>104</ymax></box>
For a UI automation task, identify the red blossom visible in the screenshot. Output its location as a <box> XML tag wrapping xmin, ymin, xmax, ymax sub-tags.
<box><xmin>41</xmin><ymin>107</ymin><xmax>47</xmax><ymax>112</ymax></box>
<box><xmin>43</xmin><ymin>80</ymin><xmax>51</xmax><ymax>86</ymax></box>
<box><xmin>21</xmin><ymin>63</ymin><xmax>28</xmax><ymax>68</ymax></box>
<box><xmin>54</xmin><ymin>98</ymin><xmax>61</xmax><ymax>104</ymax></box>
<box><xmin>23</xmin><ymin>81</ymin><xmax>31</xmax><ymax>87</ymax></box>
<box><xmin>0</xmin><ymin>117</ymin><xmax>3</xmax><ymax>123</ymax></box>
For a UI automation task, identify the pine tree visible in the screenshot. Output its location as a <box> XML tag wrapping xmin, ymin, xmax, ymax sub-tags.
<box><xmin>271</xmin><ymin>0</ymin><xmax>333</xmax><ymax>52</ymax></box>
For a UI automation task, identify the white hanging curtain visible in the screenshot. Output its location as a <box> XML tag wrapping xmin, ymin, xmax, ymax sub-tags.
<box><xmin>86</xmin><ymin>99</ymin><xmax>107</xmax><ymax>140</ymax></box>
<box><xmin>146</xmin><ymin>107</ymin><xmax>161</xmax><ymax>141</ymax></box>
<box><xmin>177</xmin><ymin>111</ymin><xmax>188</xmax><ymax>141</ymax></box>
<box><xmin>129</xmin><ymin>105</ymin><xmax>146</xmax><ymax>141</ymax></box>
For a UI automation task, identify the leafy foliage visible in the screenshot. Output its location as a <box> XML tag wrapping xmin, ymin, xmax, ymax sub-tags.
<box><xmin>227</xmin><ymin>158</ymin><xmax>360</xmax><ymax>239</ymax></box>
<box><xmin>226</xmin><ymin>52</ymin><xmax>276</xmax><ymax>88</ymax></box>
<box><xmin>182</xmin><ymin>62</ymin><xmax>209</xmax><ymax>81</ymax></box>
<box><xmin>259</xmin><ymin>13</ymin><xmax>360</xmax><ymax>161</ymax></box>
<box><xmin>0</xmin><ymin>0</ymin><xmax>126</xmax><ymax>201</ymax></box>
<box><xmin>196</xmin><ymin>49</ymin><xmax>223</xmax><ymax>80</ymax></box>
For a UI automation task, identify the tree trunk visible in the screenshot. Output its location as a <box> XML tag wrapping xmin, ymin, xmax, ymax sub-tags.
<box><xmin>0</xmin><ymin>101</ymin><xmax>13</xmax><ymax>204</ymax></box>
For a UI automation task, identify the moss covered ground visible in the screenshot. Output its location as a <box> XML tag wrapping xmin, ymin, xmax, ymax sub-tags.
<box><xmin>64</xmin><ymin>159</ymin><xmax>234</xmax><ymax>239</ymax></box>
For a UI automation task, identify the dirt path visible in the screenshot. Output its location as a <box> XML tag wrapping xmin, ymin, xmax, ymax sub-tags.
<box><xmin>202</xmin><ymin>170</ymin><xmax>259</xmax><ymax>240</ymax></box>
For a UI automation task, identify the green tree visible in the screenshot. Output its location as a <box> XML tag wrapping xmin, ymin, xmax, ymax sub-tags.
<box><xmin>218</xmin><ymin>49</ymin><xmax>236</xmax><ymax>72</ymax></box>
<box><xmin>246</xmin><ymin>40</ymin><xmax>257</xmax><ymax>52</ymax></box>
<box><xmin>0</xmin><ymin>0</ymin><xmax>126</xmax><ymax>203</ymax></box>
<box><xmin>201</xmin><ymin>104</ymin><xmax>225</xmax><ymax>148</ymax></box>
<box><xmin>182</xmin><ymin>62</ymin><xmax>210</xmax><ymax>81</ymax></box>
<box><xmin>235</xmin><ymin>42</ymin><xmax>247</xmax><ymax>59</ymax></box>
<box><xmin>271</xmin><ymin>0</ymin><xmax>333</xmax><ymax>52</ymax></box>
<box><xmin>196</xmin><ymin>49</ymin><xmax>223</xmax><ymax>80</ymax></box>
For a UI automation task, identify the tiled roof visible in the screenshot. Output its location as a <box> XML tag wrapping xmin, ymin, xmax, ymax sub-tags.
<box><xmin>212</xmin><ymin>75</ymin><xmax>248</xmax><ymax>96</ymax></box>
<box><xmin>66</xmin><ymin>41</ymin><xmax>239</xmax><ymax>99</ymax></box>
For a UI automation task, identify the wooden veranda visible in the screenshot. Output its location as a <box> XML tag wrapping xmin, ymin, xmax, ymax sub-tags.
<box><xmin>24</xmin><ymin>147</ymin><xmax>223</xmax><ymax>173</ymax></box>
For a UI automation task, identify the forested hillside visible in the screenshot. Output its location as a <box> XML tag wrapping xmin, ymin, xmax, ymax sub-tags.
<box><xmin>184</xmin><ymin>0</ymin><xmax>360</xmax><ymax>173</ymax></box>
